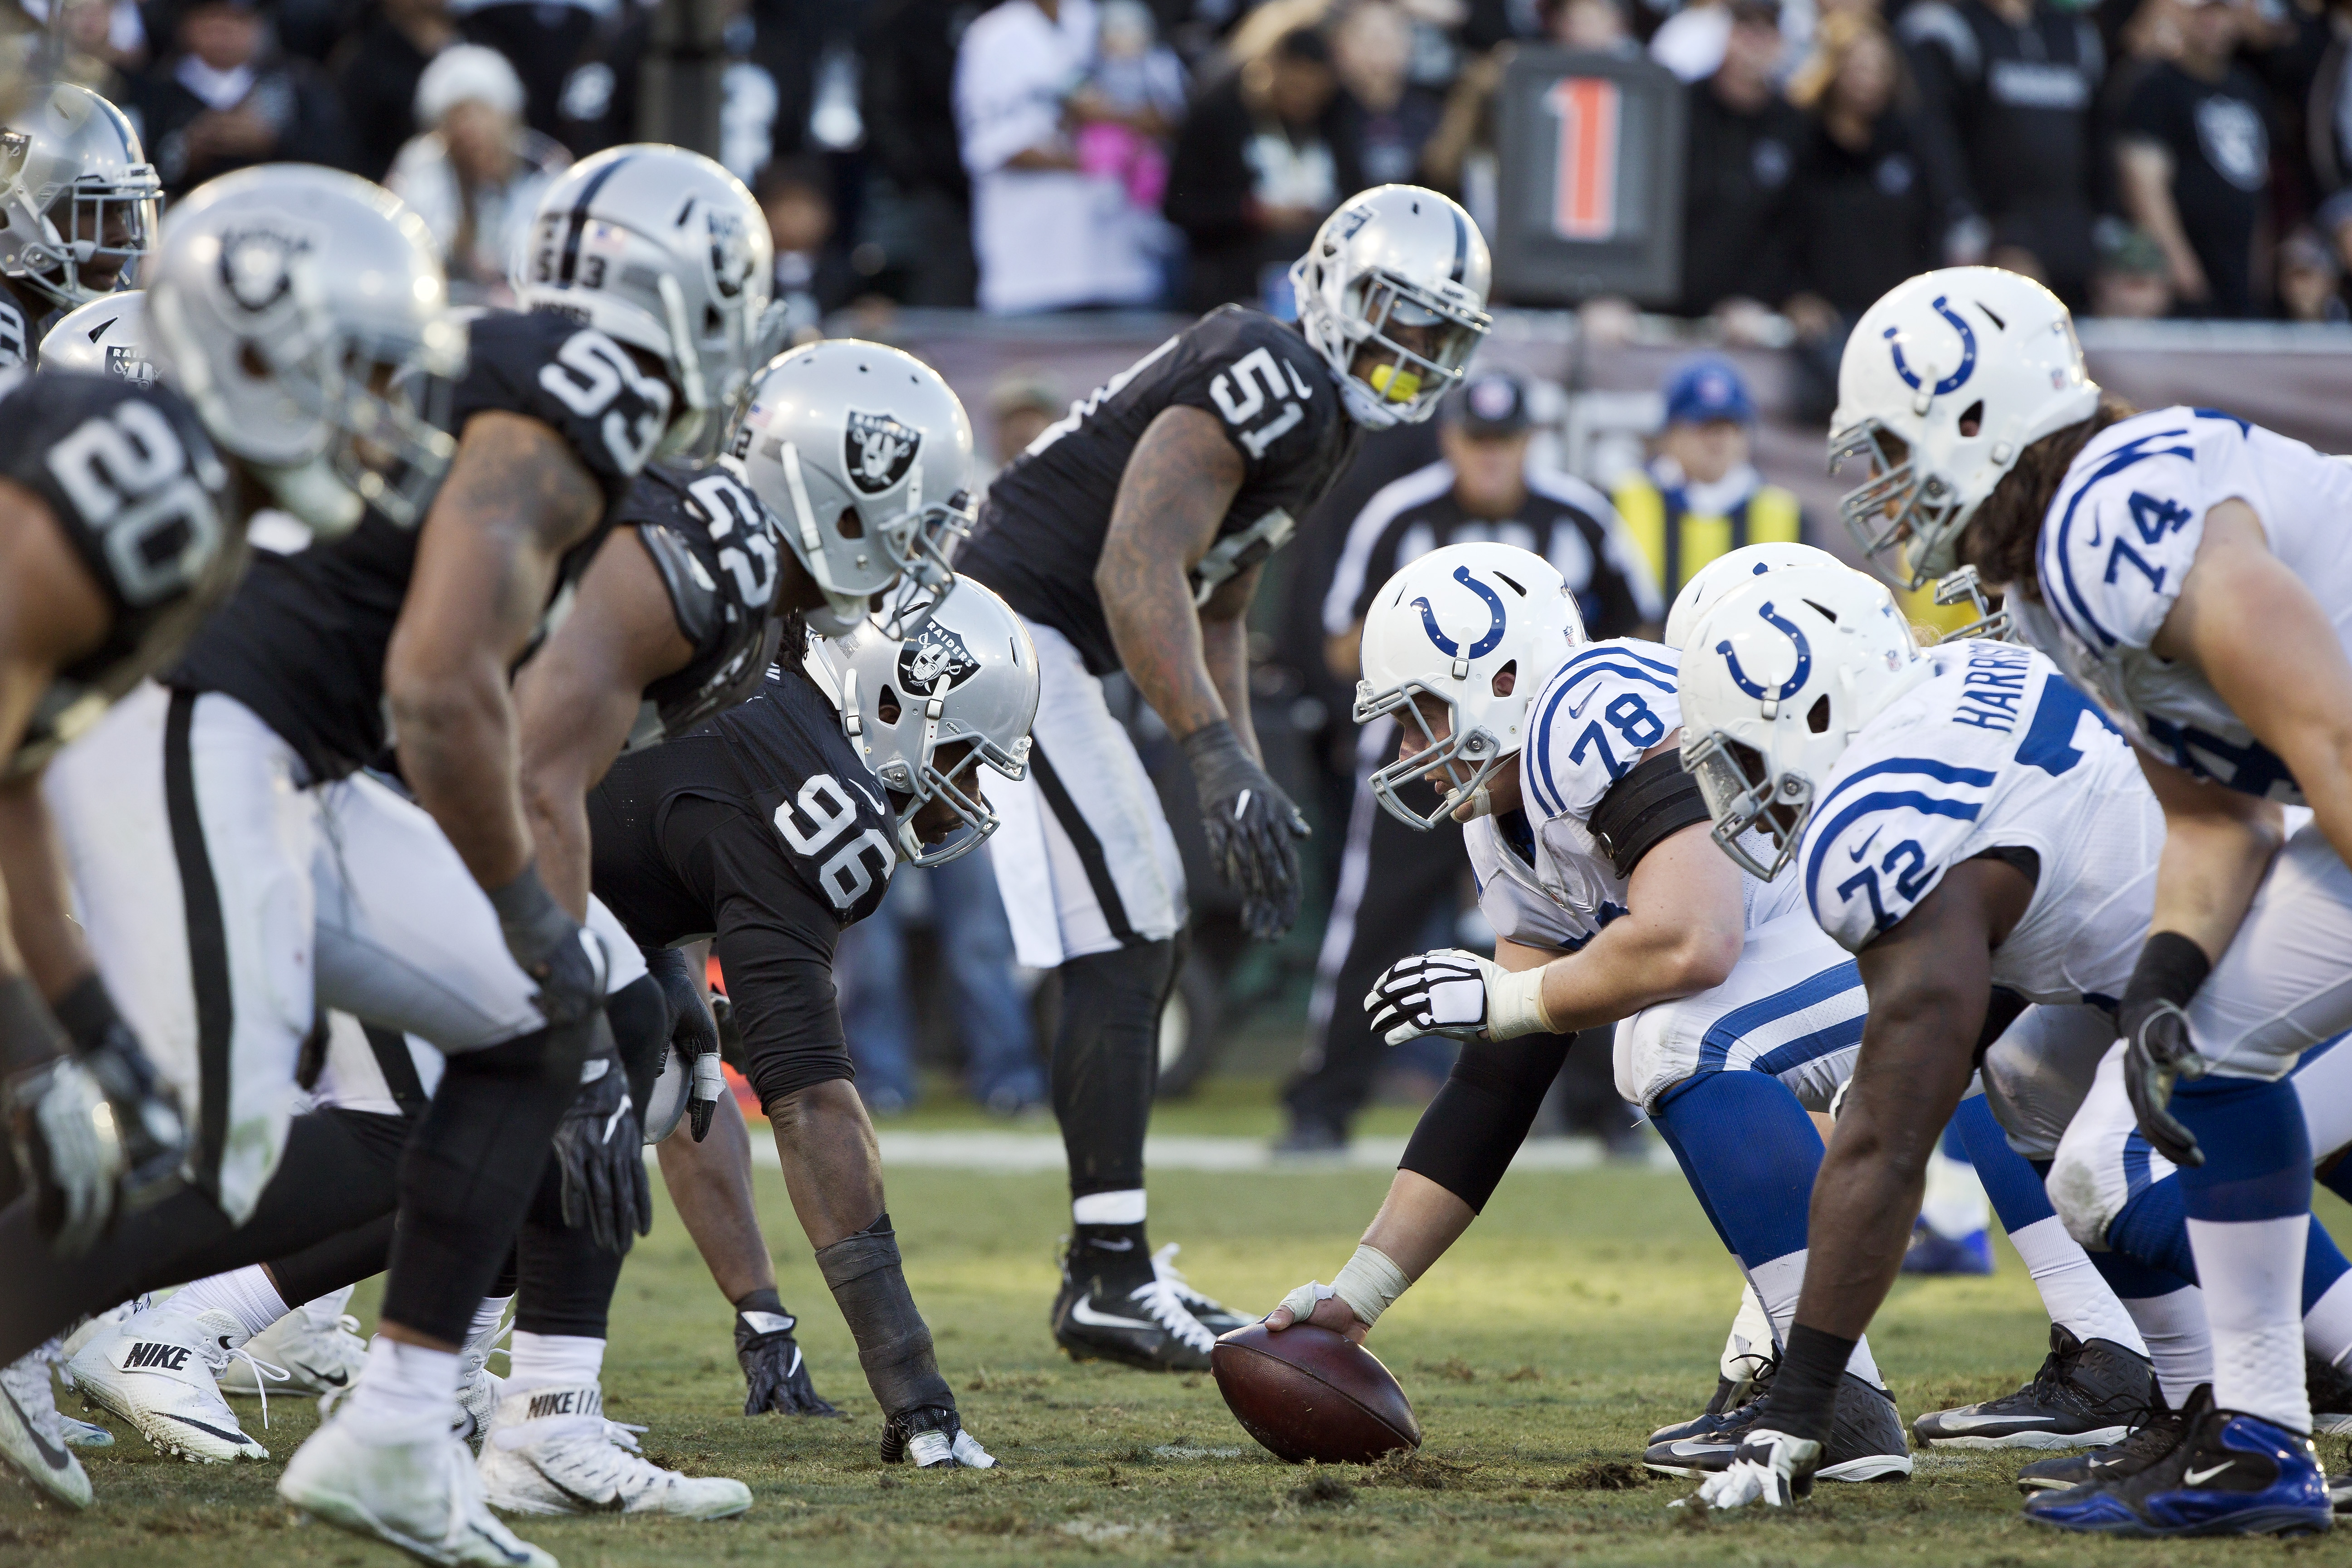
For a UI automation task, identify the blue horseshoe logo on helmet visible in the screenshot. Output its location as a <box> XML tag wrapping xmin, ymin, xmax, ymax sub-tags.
<box><xmin>1715</xmin><ymin>600</ymin><xmax>1813</xmax><ymax>702</ymax></box>
<box><xmin>1884</xmin><ymin>295</ymin><xmax>1977</xmax><ymax>397</ymax></box>
<box><xmin>1412</xmin><ymin>566</ymin><xmax>1508</xmax><ymax>660</ymax></box>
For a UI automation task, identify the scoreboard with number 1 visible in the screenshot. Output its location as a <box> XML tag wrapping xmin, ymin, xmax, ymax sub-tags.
<box><xmin>1493</xmin><ymin>48</ymin><xmax>1688</xmax><ymax>306</ymax></box>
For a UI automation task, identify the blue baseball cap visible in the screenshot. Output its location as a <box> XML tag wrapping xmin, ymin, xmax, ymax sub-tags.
<box><xmin>1662</xmin><ymin>355</ymin><xmax>1756</xmax><ymax>427</ymax></box>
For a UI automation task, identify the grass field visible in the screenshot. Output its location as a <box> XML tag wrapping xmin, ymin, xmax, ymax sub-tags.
<box><xmin>9</xmin><ymin>1107</ymin><xmax>2349</xmax><ymax>1568</ymax></box>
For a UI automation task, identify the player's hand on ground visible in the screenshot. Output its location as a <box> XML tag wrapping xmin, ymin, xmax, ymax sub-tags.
<box><xmin>1690</xmin><ymin>1429</ymin><xmax>1821</xmax><ymax>1510</ymax></box>
<box><xmin>553</xmin><ymin>1043</ymin><xmax>652</xmax><ymax>1253</ymax></box>
<box><xmin>1266</xmin><ymin>1282</ymin><xmax>1372</xmax><ymax>1344</ymax></box>
<box><xmin>2119</xmin><ymin>1001</ymin><xmax>2206</xmax><ymax>1167</ymax></box>
<box><xmin>1181</xmin><ymin>719</ymin><xmax>1310</xmax><ymax>941</ymax></box>
<box><xmin>735</xmin><ymin>1308</ymin><xmax>843</xmax><ymax>1418</ymax></box>
<box><xmin>1365</xmin><ymin>948</ymin><xmax>1502</xmax><ymax>1044</ymax></box>
<box><xmin>4</xmin><ymin>1055</ymin><xmax>123</xmax><ymax>1257</ymax></box>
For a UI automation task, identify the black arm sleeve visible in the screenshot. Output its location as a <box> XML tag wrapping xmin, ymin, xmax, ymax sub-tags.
<box><xmin>1397</xmin><ymin>1030</ymin><xmax>1578</xmax><ymax>1213</ymax></box>
<box><xmin>1589</xmin><ymin>750</ymin><xmax>1712</xmax><ymax>881</ymax></box>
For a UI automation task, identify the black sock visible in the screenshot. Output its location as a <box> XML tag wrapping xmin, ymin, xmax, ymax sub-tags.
<box><xmin>733</xmin><ymin>1287</ymin><xmax>786</xmax><ymax>1318</ymax></box>
<box><xmin>1069</xmin><ymin>1221</ymin><xmax>1153</xmax><ymax>1292</ymax></box>
<box><xmin>1762</xmin><ymin>1323</ymin><xmax>1857</xmax><ymax>1446</ymax></box>
<box><xmin>1050</xmin><ymin>941</ymin><xmax>1175</xmax><ymax>1198</ymax></box>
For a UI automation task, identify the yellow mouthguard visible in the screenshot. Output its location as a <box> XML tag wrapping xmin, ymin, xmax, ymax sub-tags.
<box><xmin>1368</xmin><ymin>363</ymin><xmax>1421</xmax><ymax>403</ymax></box>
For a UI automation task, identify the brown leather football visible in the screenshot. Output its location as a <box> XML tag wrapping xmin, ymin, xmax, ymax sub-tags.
<box><xmin>1210</xmin><ymin>1323</ymin><xmax>1421</xmax><ymax>1465</ymax></box>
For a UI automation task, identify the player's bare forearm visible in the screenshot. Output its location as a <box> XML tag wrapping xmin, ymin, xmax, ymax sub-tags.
<box><xmin>1796</xmin><ymin>869</ymin><xmax>2001</xmax><ymax>1340</ymax></box>
<box><xmin>1097</xmin><ymin>405</ymin><xmax>1245</xmax><ymax>741</ymax></box>
<box><xmin>387</xmin><ymin>412</ymin><xmax>606</xmax><ymax>890</ymax></box>
<box><xmin>1358</xmin><ymin>1169</ymin><xmax>1476</xmax><ymax>1282</ymax></box>
<box><xmin>0</xmin><ymin>773</ymin><xmax>89</xmax><ymax>996</ymax></box>
<box><xmin>2136</xmin><ymin>751</ymin><xmax>2283</xmax><ymax>963</ymax></box>
<box><xmin>1199</xmin><ymin>570</ymin><xmax>1263</xmax><ymax>759</ymax></box>
<box><xmin>514</xmin><ymin>530</ymin><xmax>695</xmax><ymax>917</ymax></box>
<box><xmin>658</xmin><ymin>1091</ymin><xmax>777</xmax><ymax>1304</ymax></box>
<box><xmin>1532</xmin><ymin>826</ymin><xmax>1744</xmax><ymax>1031</ymax></box>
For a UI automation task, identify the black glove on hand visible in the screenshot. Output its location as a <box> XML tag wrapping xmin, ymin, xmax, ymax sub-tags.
<box><xmin>489</xmin><ymin>864</ymin><xmax>610</xmax><ymax>1083</ymax></box>
<box><xmin>2117</xmin><ymin>931</ymin><xmax>2212</xmax><ymax>1168</ymax></box>
<box><xmin>734</xmin><ymin>1304</ymin><xmax>843</xmax><ymax>1417</ymax></box>
<box><xmin>553</xmin><ymin>1039</ymin><xmax>652</xmax><ymax>1253</ymax></box>
<box><xmin>645</xmin><ymin>947</ymin><xmax>725</xmax><ymax>1142</ymax></box>
<box><xmin>1181</xmin><ymin>719</ymin><xmax>1309</xmax><ymax>942</ymax></box>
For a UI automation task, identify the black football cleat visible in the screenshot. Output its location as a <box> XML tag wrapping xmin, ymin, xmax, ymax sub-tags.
<box><xmin>1149</xmin><ymin>1244</ymin><xmax>1249</xmax><ymax>1334</ymax></box>
<box><xmin>1913</xmin><ymin>1324</ymin><xmax>2155</xmax><ymax>1450</ymax></box>
<box><xmin>1051</xmin><ymin>1240</ymin><xmax>1215</xmax><ymax>1373</ymax></box>
<box><xmin>735</xmin><ymin>1307</ymin><xmax>842</xmax><ymax>1418</ymax></box>
<box><xmin>2015</xmin><ymin>1394</ymin><xmax>2187</xmax><ymax>1494</ymax></box>
<box><xmin>2308</xmin><ymin>1351</ymin><xmax>2352</xmax><ymax>1437</ymax></box>
<box><xmin>1651</xmin><ymin>1357</ymin><xmax>1775</xmax><ymax>1446</ymax></box>
<box><xmin>2023</xmin><ymin>1384</ymin><xmax>2332</xmax><ymax>1537</ymax></box>
<box><xmin>881</xmin><ymin>1405</ymin><xmax>997</xmax><ymax>1469</ymax></box>
<box><xmin>1644</xmin><ymin>1372</ymin><xmax>1911</xmax><ymax>1482</ymax></box>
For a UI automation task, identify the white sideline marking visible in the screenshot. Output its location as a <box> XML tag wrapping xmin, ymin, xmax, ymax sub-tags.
<box><xmin>725</xmin><ymin>1131</ymin><xmax>1668</xmax><ymax>1174</ymax></box>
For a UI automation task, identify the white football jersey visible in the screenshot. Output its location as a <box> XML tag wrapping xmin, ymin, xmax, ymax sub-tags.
<box><xmin>1465</xmin><ymin>638</ymin><xmax>1800</xmax><ymax>951</ymax></box>
<box><xmin>1798</xmin><ymin>639</ymin><xmax>2161</xmax><ymax>1005</ymax></box>
<box><xmin>2024</xmin><ymin>407</ymin><xmax>2352</xmax><ymax>804</ymax></box>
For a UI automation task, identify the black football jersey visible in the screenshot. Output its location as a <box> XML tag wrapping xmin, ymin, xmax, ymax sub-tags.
<box><xmin>0</xmin><ymin>277</ymin><xmax>60</xmax><ymax>372</ymax></box>
<box><xmin>613</xmin><ymin>459</ymin><xmax>784</xmax><ymax>753</ymax></box>
<box><xmin>166</xmin><ymin>308</ymin><xmax>669</xmax><ymax>780</ymax></box>
<box><xmin>958</xmin><ymin>305</ymin><xmax>1359</xmax><ymax>675</ymax></box>
<box><xmin>589</xmin><ymin>665</ymin><xmax>898</xmax><ymax>945</ymax></box>
<box><xmin>8</xmin><ymin>371</ymin><xmax>240</xmax><ymax>775</ymax></box>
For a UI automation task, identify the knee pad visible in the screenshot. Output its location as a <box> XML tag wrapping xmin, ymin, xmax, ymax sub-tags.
<box><xmin>2044</xmin><ymin>1139</ymin><xmax>2123</xmax><ymax>1253</ymax></box>
<box><xmin>1398</xmin><ymin>1032</ymin><xmax>1575</xmax><ymax>1214</ymax></box>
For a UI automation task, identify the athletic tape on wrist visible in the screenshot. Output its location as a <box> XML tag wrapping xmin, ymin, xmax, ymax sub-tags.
<box><xmin>1481</xmin><ymin>962</ymin><xmax>1558</xmax><ymax>1041</ymax></box>
<box><xmin>1330</xmin><ymin>1244</ymin><xmax>1411</xmax><ymax>1328</ymax></box>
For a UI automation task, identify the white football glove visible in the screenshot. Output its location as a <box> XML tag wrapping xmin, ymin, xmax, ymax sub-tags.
<box><xmin>1690</xmin><ymin>1429</ymin><xmax>1822</xmax><ymax>1510</ymax></box>
<box><xmin>1364</xmin><ymin>948</ymin><xmax>1554</xmax><ymax>1044</ymax></box>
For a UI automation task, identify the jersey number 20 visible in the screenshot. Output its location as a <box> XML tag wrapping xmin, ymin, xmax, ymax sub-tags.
<box><xmin>47</xmin><ymin>401</ymin><xmax>218</xmax><ymax>608</ymax></box>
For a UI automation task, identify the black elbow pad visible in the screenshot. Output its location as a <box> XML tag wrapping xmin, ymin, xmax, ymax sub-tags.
<box><xmin>1589</xmin><ymin>751</ymin><xmax>1712</xmax><ymax>881</ymax></box>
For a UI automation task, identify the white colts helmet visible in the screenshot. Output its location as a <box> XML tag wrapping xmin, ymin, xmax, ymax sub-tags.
<box><xmin>146</xmin><ymin>164</ymin><xmax>465</xmax><ymax>537</ymax></box>
<box><xmin>0</xmin><ymin>84</ymin><xmax>160</xmax><ymax>312</ymax></box>
<box><xmin>518</xmin><ymin>145</ymin><xmax>782</xmax><ymax>459</ymax></box>
<box><xmin>732</xmin><ymin>339</ymin><xmax>974</xmax><ymax>639</ymax></box>
<box><xmin>39</xmin><ymin>290</ymin><xmax>153</xmax><ymax>383</ymax></box>
<box><xmin>1831</xmin><ymin>266</ymin><xmax>2101</xmax><ymax>589</ymax></box>
<box><xmin>1662</xmin><ymin>540</ymin><xmax>1852</xmax><ymax>648</ymax></box>
<box><xmin>1678</xmin><ymin>566</ymin><xmax>1930</xmax><ymax>881</ymax></box>
<box><xmin>1292</xmin><ymin>184</ymin><xmax>1493</xmax><ymax>429</ymax></box>
<box><xmin>805</xmin><ymin>578</ymin><xmax>1039</xmax><ymax>867</ymax></box>
<box><xmin>1355</xmin><ymin>542</ymin><xmax>1586</xmax><ymax>830</ymax></box>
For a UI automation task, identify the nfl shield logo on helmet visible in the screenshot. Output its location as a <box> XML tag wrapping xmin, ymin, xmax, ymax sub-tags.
<box><xmin>844</xmin><ymin>409</ymin><xmax>921</xmax><ymax>496</ymax></box>
<box><xmin>897</xmin><ymin>620</ymin><xmax>980</xmax><ymax>693</ymax></box>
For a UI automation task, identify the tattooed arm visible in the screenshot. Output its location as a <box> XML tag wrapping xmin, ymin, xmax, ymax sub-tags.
<box><xmin>386</xmin><ymin>410</ymin><xmax>608</xmax><ymax>889</ymax></box>
<box><xmin>1095</xmin><ymin>404</ymin><xmax>1246</xmax><ymax>743</ymax></box>
<box><xmin>1199</xmin><ymin>561</ymin><xmax>1264</xmax><ymax>761</ymax></box>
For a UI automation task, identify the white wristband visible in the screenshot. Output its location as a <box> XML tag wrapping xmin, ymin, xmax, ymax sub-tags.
<box><xmin>1331</xmin><ymin>1244</ymin><xmax>1412</xmax><ymax>1329</ymax></box>
<box><xmin>1482</xmin><ymin>961</ymin><xmax>1558</xmax><ymax>1041</ymax></box>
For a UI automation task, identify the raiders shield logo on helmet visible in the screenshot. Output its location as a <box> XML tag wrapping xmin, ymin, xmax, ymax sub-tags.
<box><xmin>897</xmin><ymin>621</ymin><xmax>979</xmax><ymax>694</ymax></box>
<box><xmin>218</xmin><ymin>226</ymin><xmax>310</xmax><ymax>313</ymax></box>
<box><xmin>844</xmin><ymin>410</ymin><xmax>920</xmax><ymax>496</ymax></box>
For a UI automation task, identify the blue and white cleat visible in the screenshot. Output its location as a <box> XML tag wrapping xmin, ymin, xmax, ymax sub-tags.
<box><xmin>2024</xmin><ymin>1386</ymin><xmax>2332</xmax><ymax>1538</ymax></box>
<box><xmin>1901</xmin><ymin>1220</ymin><xmax>1994</xmax><ymax>1276</ymax></box>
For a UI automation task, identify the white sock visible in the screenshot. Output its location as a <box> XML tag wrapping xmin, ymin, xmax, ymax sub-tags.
<box><xmin>1719</xmin><ymin>1283</ymin><xmax>1774</xmax><ymax>1383</ymax></box>
<box><xmin>467</xmin><ymin>1296</ymin><xmax>513</xmax><ymax>1352</ymax></box>
<box><xmin>1918</xmin><ymin>1146</ymin><xmax>1989</xmax><ymax>1240</ymax></box>
<box><xmin>506</xmin><ymin>1331</ymin><xmax>605</xmax><ymax>1394</ymax></box>
<box><xmin>1748</xmin><ymin>1250</ymin><xmax>1883</xmax><ymax>1387</ymax></box>
<box><xmin>155</xmin><ymin>1266</ymin><xmax>289</xmax><ymax>1341</ymax></box>
<box><xmin>2188</xmin><ymin>1214</ymin><xmax>2312</xmax><ymax>1431</ymax></box>
<box><xmin>2301</xmin><ymin>1269</ymin><xmax>2352</xmax><ymax>1371</ymax></box>
<box><xmin>1072</xmin><ymin>1189</ymin><xmax>1146</xmax><ymax>1226</ymax></box>
<box><xmin>2007</xmin><ymin>1217</ymin><xmax>2148</xmax><ymax>1355</ymax></box>
<box><xmin>342</xmin><ymin>1337</ymin><xmax>460</xmax><ymax>1442</ymax></box>
<box><xmin>2122</xmin><ymin>1285</ymin><xmax>2213</xmax><ymax>1408</ymax></box>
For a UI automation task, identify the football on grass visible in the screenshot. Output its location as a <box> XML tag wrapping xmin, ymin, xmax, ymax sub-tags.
<box><xmin>1210</xmin><ymin>1323</ymin><xmax>1421</xmax><ymax>1465</ymax></box>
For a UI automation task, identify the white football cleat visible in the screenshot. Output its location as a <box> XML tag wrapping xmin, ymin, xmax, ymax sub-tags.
<box><xmin>56</xmin><ymin>1296</ymin><xmax>150</xmax><ymax>1376</ymax></box>
<box><xmin>281</xmin><ymin>1414</ymin><xmax>556</xmax><ymax>1568</ymax></box>
<box><xmin>478</xmin><ymin>1383</ymin><xmax>752</xmax><ymax>1519</ymax></box>
<box><xmin>67</xmin><ymin>1304</ymin><xmax>277</xmax><ymax>1461</ymax></box>
<box><xmin>454</xmin><ymin>1302</ymin><xmax>513</xmax><ymax>1447</ymax></box>
<box><xmin>0</xmin><ymin>1348</ymin><xmax>92</xmax><ymax>1509</ymax></box>
<box><xmin>225</xmin><ymin>1287</ymin><xmax>366</xmax><ymax>1397</ymax></box>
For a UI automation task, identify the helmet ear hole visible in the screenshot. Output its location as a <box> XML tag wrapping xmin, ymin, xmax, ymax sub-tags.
<box><xmin>837</xmin><ymin>506</ymin><xmax>863</xmax><ymax>539</ymax></box>
<box><xmin>1806</xmin><ymin>694</ymin><xmax>1832</xmax><ymax>735</ymax></box>
<box><xmin>877</xmin><ymin>685</ymin><xmax>902</xmax><ymax>724</ymax></box>
<box><xmin>1959</xmin><ymin>400</ymin><xmax>1984</xmax><ymax>437</ymax></box>
<box><xmin>1490</xmin><ymin>659</ymin><xmax>1516</xmax><ymax>699</ymax></box>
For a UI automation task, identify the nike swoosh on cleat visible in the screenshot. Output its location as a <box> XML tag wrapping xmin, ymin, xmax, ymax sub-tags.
<box><xmin>2182</xmin><ymin>1462</ymin><xmax>2234</xmax><ymax>1485</ymax></box>
<box><xmin>471</xmin><ymin>1523</ymin><xmax>539</xmax><ymax>1562</ymax></box>
<box><xmin>1</xmin><ymin>1385</ymin><xmax>73</xmax><ymax>1471</ymax></box>
<box><xmin>785</xmin><ymin>1347</ymin><xmax>803</xmax><ymax>1379</ymax></box>
<box><xmin>1067</xmin><ymin>1298</ymin><xmax>1157</xmax><ymax>1333</ymax></box>
<box><xmin>157</xmin><ymin>1412</ymin><xmax>255</xmax><ymax>1446</ymax></box>
<box><xmin>538</xmin><ymin>1466</ymin><xmax>627</xmax><ymax>1514</ymax></box>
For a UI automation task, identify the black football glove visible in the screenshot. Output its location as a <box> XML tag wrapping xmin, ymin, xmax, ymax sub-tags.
<box><xmin>488</xmin><ymin>864</ymin><xmax>610</xmax><ymax>1084</ymax></box>
<box><xmin>552</xmin><ymin>1036</ymin><xmax>652</xmax><ymax>1254</ymax></box>
<box><xmin>1182</xmin><ymin>719</ymin><xmax>1310</xmax><ymax>942</ymax></box>
<box><xmin>645</xmin><ymin>947</ymin><xmax>724</xmax><ymax>1142</ymax></box>
<box><xmin>2117</xmin><ymin>932</ymin><xmax>2213</xmax><ymax>1169</ymax></box>
<box><xmin>734</xmin><ymin>1306</ymin><xmax>843</xmax><ymax>1417</ymax></box>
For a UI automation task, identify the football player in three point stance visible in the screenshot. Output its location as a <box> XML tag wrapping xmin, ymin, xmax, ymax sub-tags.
<box><xmin>0</xmin><ymin>165</ymin><xmax>454</xmax><ymax>1509</ymax></box>
<box><xmin>0</xmin><ymin>83</ymin><xmax>157</xmax><ymax>369</ymax></box>
<box><xmin>956</xmin><ymin>184</ymin><xmax>1490</xmax><ymax>1371</ymax></box>
<box><xmin>1685</xmin><ymin>265</ymin><xmax>2349</xmax><ymax>1537</ymax></box>
<box><xmin>588</xmin><ymin>573</ymin><xmax>1039</xmax><ymax>1471</ymax></box>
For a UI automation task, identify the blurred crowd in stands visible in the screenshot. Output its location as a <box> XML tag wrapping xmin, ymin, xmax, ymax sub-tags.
<box><xmin>20</xmin><ymin>0</ymin><xmax>2352</xmax><ymax>322</ymax></box>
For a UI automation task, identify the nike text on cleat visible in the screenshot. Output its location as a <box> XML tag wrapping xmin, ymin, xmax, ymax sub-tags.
<box><xmin>225</xmin><ymin>1289</ymin><xmax>367</xmax><ymax>1398</ymax></box>
<box><xmin>281</xmin><ymin>1416</ymin><xmax>557</xmax><ymax>1568</ymax></box>
<box><xmin>1914</xmin><ymin>1324</ymin><xmax>2155</xmax><ymax>1450</ymax></box>
<box><xmin>1645</xmin><ymin>1372</ymin><xmax>1910</xmax><ymax>1483</ymax></box>
<box><xmin>67</xmin><ymin>1305</ymin><xmax>275</xmax><ymax>1462</ymax></box>
<box><xmin>2015</xmin><ymin>1400</ymin><xmax>2188</xmax><ymax>1494</ymax></box>
<box><xmin>477</xmin><ymin>1383</ymin><xmax>751</xmax><ymax>1519</ymax></box>
<box><xmin>0</xmin><ymin>1350</ymin><xmax>92</xmax><ymax>1509</ymax></box>
<box><xmin>2023</xmin><ymin>1385</ymin><xmax>2334</xmax><ymax>1538</ymax></box>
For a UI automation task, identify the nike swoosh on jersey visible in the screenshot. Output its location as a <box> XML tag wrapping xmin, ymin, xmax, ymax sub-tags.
<box><xmin>1849</xmin><ymin>828</ymin><xmax>1882</xmax><ymax>862</ymax></box>
<box><xmin>2182</xmin><ymin>1461</ymin><xmax>2235</xmax><ymax>1486</ymax></box>
<box><xmin>1</xmin><ymin>1383</ymin><xmax>73</xmax><ymax>1471</ymax></box>
<box><xmin>1066</xmin><ymin>1298</ymin><xmax>1158</xmax><ymax>1333</ymax></box>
